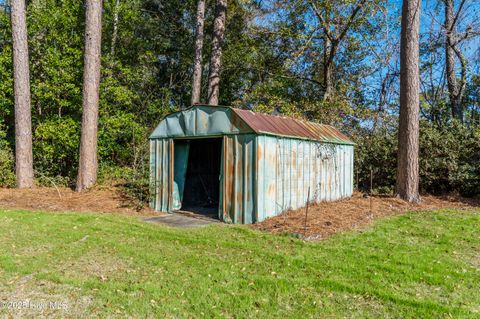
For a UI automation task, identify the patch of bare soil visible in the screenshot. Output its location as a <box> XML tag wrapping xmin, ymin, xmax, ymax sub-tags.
<box><xmin>58</xmin><ymin>252</ymin><xmax>134</xmax><ymax>281</ymax></box>
<box><xmin>0</xmin><ymin>186</ymin><xmax>157</xmax><ymax>216</ymax></box>
<box><xmin>0</xmin><ymin>274</ymin><xmax>93</xmax><ymax>319</ymax></box>
<box><xmin>251</xmin><ymin>192</ymin><xmax>479</xmax><ymax>240</ymax></box>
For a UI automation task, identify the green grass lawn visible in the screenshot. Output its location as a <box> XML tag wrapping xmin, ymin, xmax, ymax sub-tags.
<box><xmin>0</xmin><ymin>209</ymin><xmax>479</xmax><ymax>318</ymax></box>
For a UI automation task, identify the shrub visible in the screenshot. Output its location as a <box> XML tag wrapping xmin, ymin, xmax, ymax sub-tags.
<box><xmin>120</xmin><ymin>137</ymin><xmax>151</xmax><ymax>209</ymax></box>
<box><xmin>98</xmin><ymin>111</ymin><xmax>147</xmax><ymax>167</ymax></box>
<box><xmin>0</xmin><ymin>123</ymin><xmax>15</xmax><ymax>187</ymax></box>
<box><xmin>97</xmin><ymin>139</ymin><xmax>150</xmax><ymax>209</ymax></box>
<box><xmin>419</xmin><ymin>122</ymin><xmax>480</xmax><ymax>196</ymax></box>
<box><xmin>355</xmin><ymin>122</ymin><xmax>480</xmax><ymax>197</ymax></box>
<box><xmin>354</xmin><ymin>127</ymin><xmax>397</xmax><ymax>194</ymax></box>
<box><xmin>33</xmin><ymin>116</ymin><xmax>80</xmax><ymax>186</ymax></box>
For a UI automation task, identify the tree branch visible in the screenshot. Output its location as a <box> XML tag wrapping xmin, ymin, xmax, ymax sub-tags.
<box><xmin>450</xmin><ymin>0</ymin><xmax>467</xmax><ymax>32</ymax></box>
<box><xmin>307</xmin><ymin>0</ymin><xmax>333</xmax><ymax>41</ymax></box>
<box><xmin>451</xmin><ymin>43</ymin><xmax>467</xmax><ymax>100</ymax></box>
<box><xmin>337</xmin><ymin>0</ymin><xmax>367</xmax><ymax>43</ymax></box>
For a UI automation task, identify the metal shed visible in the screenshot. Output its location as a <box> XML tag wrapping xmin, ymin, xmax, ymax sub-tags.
<box><xmin>149</xmin><ymin>105</ymin><xmax>354</xmax><ymax>224</ymax></box>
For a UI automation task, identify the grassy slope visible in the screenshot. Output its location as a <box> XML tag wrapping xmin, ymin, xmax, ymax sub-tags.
<box><xmin>0</xmin><ymin>209</ymin><xmax>479</xmax><ymax>318</ymax></box>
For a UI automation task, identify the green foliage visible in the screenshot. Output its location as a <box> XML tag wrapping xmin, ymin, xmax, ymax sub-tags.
<box><xmin>355</xmin><ymin>122</ymin><xmax>480</xmax><ymax>196</ymax></box>
<box><xmin>28</xmin><ymin>0</ymin><xmax>84</xmax><ymax>119</ymax></box>
<box><xmin>120</xmin><ymin>165</ymin><xmax>150</xmax><ymax>210</ymax></box>
<box><xmin>419</xmin><ymin>122</ymin><xmax>480</xmax><ymax>196</ymax></box>
<box><xmin>0</xmin><ymin>12</ymin><xmax>13</xmax><ymax>126</ymax></box>
<box><xmin>98</xmin><ymin>111</ymin><xmax>146</xmax><ymax>166</ymax></box>
<box><xmin>98</xmin><ymin>139</ymin><xmax>150</xmax><ymax>210</ymax></box>
<box><xmin>120</xmin><ymin>141</ymin><xmax>151</xmax><ymax>208</ymax></box>
<box><xmin>98</xmin><ymin>164</ymin><xmax>150</xmax><ymax>210</ymax></box>
<box><xmin>0</xmin><ymin>0</ymin><xmax>478</xmax><ymax>199</ymax></box>
<box><xmin>0</xmin><ymin>123</ymin><xmax>15</xmax><ymax>187</ymax></box>
<box><xmin>0</xmin><ymin>0</ymin><xmax>186</xmax><ymax>187</ymax></box>
<box><xmin>354</xmin><ymin>127</ymin><xmax>397</xmax><ymax>194</ymax></box>
<box><xmin>33</xmin><ymin>117</ymin><xmax>80</xmax><ymax>184</ymax></box>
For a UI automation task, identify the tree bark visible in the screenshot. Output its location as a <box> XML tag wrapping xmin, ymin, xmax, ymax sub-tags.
<box><xmin>323</xmin><ymin>33</ymin><xmax>334</xmax><ymax>101</ymax></box>
<box><xmin>110</xmin><ymin>0</ymin><xmax>120</xmax><ymax>57</ymax></box>
<box><xmin>191</xmin><ymin>0</ymin><xmax>205</xmax><ymax>105</ymax></box>
<box><xmin>76</xmin><ymin>0</ymin><xmax>103</xmax><ymax>192</ymax></box>
<box><xmin>444</xmin><ymin>0</ymin><xmax>465</xmax><ymax>122</ymax></box>
<box><xmin>207</xmin><ymin>0</ymin><xmax>227</xmax><ymax>106</ymax></box>
<box><xmin>396</xmin><ymin>0</ymin><xmax>421</xmax><ymax>202</ymax></box>
<box><xmin>11</xmin><ymin>0</ymin><xmax>33</xmax><ymax>188</ymax></box>
<box><xmin>309</xmin><ymin>0</ymin><xmax>366</xmax><ymax>102</ymax></box>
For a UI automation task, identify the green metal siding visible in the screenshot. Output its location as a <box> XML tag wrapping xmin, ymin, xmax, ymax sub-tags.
<box><xmin>220</xmin><ymin>134</ymin><xmax>256</xmax><ymax>224</ymax></box>
<box><xmin>150</xmin><ymin>106</ymin><xmax>253</xmax><ymax>139</ymax></box>
<box><xmin>149</xmin><ymin>106</ymin><xmax>355</xmax><ymax>224</ymax></box>
<box><xmin>255</xmin><ymin>135</ymin><xmax>354</xmax><ymax>221</ymax></box>
<box><xmin>150</xmin><ymin>138</ymin><xmax>173</xmax><ymax>212</ymax></box>
<box><xmin>172</xmin><ymin>142</ymin><xmax>189</xmax><ymax>210</ymax></box>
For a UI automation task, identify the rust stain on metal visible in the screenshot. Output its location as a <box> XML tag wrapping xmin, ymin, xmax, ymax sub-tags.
<box><xmin>268</xmin><ymin>184</ymin><xmax>274</xmax><ymax>196</ymax></box>
<box><xmin>150</xmin><ymin>106</ymin><xmax>355</xmax><ymax>224</ymax></box>
<box><xmin>231</xmin><ymin>112</ymin><xmax>250</xmax><ymax>131</ymax></box>
<box><xmin>233</xmin><ymin>108</ymin><xmax>354</xmax><ymax>145</ymax></box>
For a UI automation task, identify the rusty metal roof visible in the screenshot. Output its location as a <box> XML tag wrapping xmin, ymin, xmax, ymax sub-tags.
<box><xmin>150</xmin><ymin>105</ymin><xmax>354</xmax><ymax>145</ymax></box>
<box><xmin>233</xmin><ymin>108</ymin><xmax>354</xmax><ymax>145</ymax></box>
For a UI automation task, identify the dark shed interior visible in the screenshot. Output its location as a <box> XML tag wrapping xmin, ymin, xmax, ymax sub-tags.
<box><xmin>181</xmin><ymin>138</ymin><xmax>222</xmax><ymax>218</ymax></box>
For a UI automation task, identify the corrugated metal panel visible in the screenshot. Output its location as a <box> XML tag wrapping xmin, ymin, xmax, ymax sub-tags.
<box><xmin>172</xmin><ymin>142</ymin><xmax>189</xmax><ymax>210</ymax></box>
<box><xmin>150</xmin><ymin>106</ymin><xmax>253</xmax><ymax>139</ymax></box>
<box><xmin>150</xmin><ymin>135</ymin><xmax>353</xmax><ymax>222</ymax></box>
<box><xmin>233</xmin><ymin>108</ymin><xmax>354</xmax><ymax>145</ymax></box>
<box><xmin>221</xmin><ymin>134</ymin><xmax>256</xmax><ymax>224</ymax></box>
<box><xmin>149</xmin><ymin>106</ymin><xmax>354</xmax><ymax>224</ymax></box>
<box><xmin>256</xmin><ymin>135</ymin><xmax>354</xmax><ymax>222</ymax></box>
<box><xmin>149</xmin><ymin>138</ymin><xmax>173</xmax><ymax>212</ymax></box>
<box><xmin>150</xmin><ymin>105</ymin><xmax>354</xmax><ymax>146</ymax></box>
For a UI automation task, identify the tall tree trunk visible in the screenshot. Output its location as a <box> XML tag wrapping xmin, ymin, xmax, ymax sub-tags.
<box><xmin>110</xmin><ymin>0</ymin><xmax>119</xmax><ymax>57</ymax></box>
<box><xmin>11</xmin><ymin>0</ymin><xmax>33</xmax><ymax>188</ymax></box>
<box><xmin>207</xmin><ymin>0</ymin><xmax>227</xmax><ymax>106</ymax></box>
<box><xmin>323</xmin><ymin>33</ymin><xmax>333</xmax><ymax>101</ymax></box>
<box><xmin>76</xmin><ymin>0</ymin><xmax>103</xmax><ymax>192</ymax></box>
<box><xmin>396</xmin><ymin>0</ymin><xmax>421</xmax><ymax>202</ymax></box>
<box><xmin>191</xmin><ymin>0</ymin><xmax>205</xmax><ymax>105</ymax></box>
<box><xmin>444</xmin><ymin>0</ymin><xmax>464</xmax><ymax>122</ymax></box>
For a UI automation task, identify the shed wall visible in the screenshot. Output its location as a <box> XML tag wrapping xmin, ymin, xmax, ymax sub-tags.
<box><xmin>150</xmin><ymin>138</ymin><xmax>173</xmax><ymax>212</ymax></box>
<box><xmin>255</xmin><ymin>135</ymin><xmax>354</xmax><ymax>221</ymax></box>
<box><xmin>150</xmin><ymin>135</ymin><xmax>354</xmax><ymax>224</ymax></box>
<box><xmin>221</xmin><ymin>134</ymin><xmax>256</xmax><ymax>224</ymax></box>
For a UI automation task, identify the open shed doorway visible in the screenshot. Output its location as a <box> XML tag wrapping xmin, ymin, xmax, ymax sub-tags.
<box><xmin>180</xmin><ymin>138</ymin><xmax>222</xmax><ymax>219</ymax></box>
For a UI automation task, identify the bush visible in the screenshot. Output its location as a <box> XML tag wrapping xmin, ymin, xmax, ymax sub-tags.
<box><xmin>98</xmin><ymin>163</ymin><xmax>149</xmax><ymax>210</ymax></box>
<box><xmin>419</xmin><ymin>122</ymin><xmax>480</xmax><ymax>196</ymax></box>
<box><xmin>354</xmin><ymin>127</ymin><xmax>397</xmax><ymax>194</ymax></box>
<box><xmin>355</xmin><ymin>122</ymin><xmax>480</xmax><ymax>197</ymax></box>
<box><xmin>121</xmin><ymin>167</ymin><xmax>150</xmax><ymax>209</ymax></box>
<box><xmin>120</xmin><ymin>138</ymin><xmax>151</xmax><ymax>209</ymax></box>
<box><xmin>0</xmin><ymin>123</ymin><xmax>15</xmax><ymax>187</ymax></box>
<box><xmin>97</xmin><ymin>138</ymin><xmax>150</xmax><ymax>209</ymax></box>
<box><xmin>33</xmin><ymin>116</ymin><xmax>80</xmax><ymax>186</ymax></box>
<box><xmin>98</xmin><ymin>111</ymin><xmax>147</xmax><ymax>167</ymax></box>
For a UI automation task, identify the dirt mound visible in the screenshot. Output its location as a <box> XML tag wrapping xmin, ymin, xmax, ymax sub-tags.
<box><xmin>251</xmin><ymin>192</ymin><xmax>479</xmax><ymax>240</ymax></box>
<box><xmin>0</xmin><ymin>186</ymin><xmax>156</xmax><ymax>216</ymax></box>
